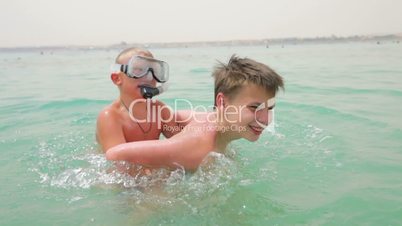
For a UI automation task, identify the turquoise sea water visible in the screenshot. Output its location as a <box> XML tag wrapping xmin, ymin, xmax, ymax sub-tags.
<box><xmin>1</xmin><ymin>42</ymin><xmax>402</xmax><ymax>225</ymax></box>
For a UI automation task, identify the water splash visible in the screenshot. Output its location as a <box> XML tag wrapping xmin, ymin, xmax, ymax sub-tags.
<box><xmin>28</xmin><ymin>131</ymin><xmax>240</xmax><ymax>206</ymax></box>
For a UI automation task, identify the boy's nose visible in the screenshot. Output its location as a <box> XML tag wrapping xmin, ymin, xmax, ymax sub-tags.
<box><xmin>255</xmin><ymin>109</ymin><xmax>272</xmax><ymax>126</ymax></box>
<box><xmin>138</xmin><ymin>69</ymin><xmax>154</xmax><ymax>82</ymax></box>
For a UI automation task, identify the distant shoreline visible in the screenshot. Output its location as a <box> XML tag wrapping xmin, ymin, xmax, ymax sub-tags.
<box><xmin>1</xmin><ymin>34</ymin><xmax>401</xmax><ymax>51</ymax></box>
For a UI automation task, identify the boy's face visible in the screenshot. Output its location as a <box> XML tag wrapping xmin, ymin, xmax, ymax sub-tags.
<box><xmin>223</xmin><ymin>83</ymin><xmax>275</xmax><ymax>142</ymax></box>
<box><xmin>119</xmin><ymin>69</ymin><xmax>157</xmax><ymax>98</ymax></box>
<box><xmin>113</xmin><ymin>52</ymin><xmax>157</xmax><ymax>98</ymax></box>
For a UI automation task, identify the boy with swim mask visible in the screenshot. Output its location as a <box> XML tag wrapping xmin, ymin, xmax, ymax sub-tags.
<box><xmin>96</xmin><ymin>47</ymin><xmax>179</xmax><ymax>151</ymax></box>
<box><xmin>105</xmin><ymin>55</ymin><xmax>284</xmax><ymax>171</ymax></box>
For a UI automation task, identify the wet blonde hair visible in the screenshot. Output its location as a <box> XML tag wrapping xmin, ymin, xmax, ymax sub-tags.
<box><xmin>115</xmin><ymin>47</ymin><xmax>153</xmax><ymax>64</ymax></box>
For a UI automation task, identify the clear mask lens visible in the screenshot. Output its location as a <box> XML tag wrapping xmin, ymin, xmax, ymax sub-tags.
<box><xmin>127</xmin><ymin>56</ymin><xmax>169</xmax><ymax>83</ymax></box>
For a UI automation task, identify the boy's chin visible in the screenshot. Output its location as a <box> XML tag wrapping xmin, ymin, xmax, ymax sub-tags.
<box><xmin>244</xmin><ymin>134</ymin><xmax>260</xmax><ymax>142</ymax></box>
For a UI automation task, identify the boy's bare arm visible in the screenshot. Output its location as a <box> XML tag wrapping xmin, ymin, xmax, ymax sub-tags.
<box><xmin>96</xmin><ymin>109</ymin><xmax>126</xmax><ymax>152</ymax></box>
<box><xmin>105</xmin><ymin>131</ymin><xmax>214</xmax><ymax>171</ymax></box>
<box><xmin>159</xmin><ymin>102</ymin><xmax>180</xmax><ymax>138</ymax></box>
<box><xmin>175</xmin><ymin>110</ymin><xmax>194</xmax><ymax>127</ymax></box>
<box><xmin>161</xmin><ymin>109</ymin><xmax>199</xmax><ymax>138</ymax></box>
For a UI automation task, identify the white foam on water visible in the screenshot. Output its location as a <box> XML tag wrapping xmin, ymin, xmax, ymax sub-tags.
<box><xmin>29</xmin><ymin>133</ymin><xmax>240</xmax><ymax>210</ymax></box>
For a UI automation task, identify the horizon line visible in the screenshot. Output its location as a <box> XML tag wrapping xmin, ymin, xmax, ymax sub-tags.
<box><xmin>1</xmin><ymin>32</ymin><xmax>401</xmax><ymax>49</ymax></box>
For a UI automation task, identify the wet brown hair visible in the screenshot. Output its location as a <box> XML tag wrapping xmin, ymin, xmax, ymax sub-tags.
<box><xmin>212</xmin><ymin>55</ymin><xmax>284</xmax><ymax>105</ymax></box>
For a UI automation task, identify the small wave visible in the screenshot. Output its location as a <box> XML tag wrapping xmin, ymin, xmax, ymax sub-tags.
<box><xmin>288</xmin><ymin>84</ymin><xmax>402</xmax><ymax>97</ymax></box>
<box><xmin>357</xmin><ymin>69</ymin><xmax>402</xmax><ymax>75</ymax></box>
<box><xmin>259</xmin><ymin>120</ymin><xmax>342</xmax><ymax>172</ymax></box>
<box><xmin>281</xmin><ymin>101</ymin><xmax>388</xmax><ymax>127</ymax></box>
<box><xmin>39</xmin><ymin>98</ymin><xmax>109</xmax><ymax>110</ymax></box>
<box><xmin>190</xmin><ymin>68</ymin><xmax>210</xmax><ymax>73</ymax></box>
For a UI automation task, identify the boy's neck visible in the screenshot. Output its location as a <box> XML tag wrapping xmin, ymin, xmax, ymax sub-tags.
<box><xmin>214</xmin><ymin>119</ymin><xmax>235</xmax><ymax>152</ymax></box>
<box><xmin>215</xmin><ymin>132</ymin><xmax>229</xmax><ymax>151</ymax></box>
<box><xmin>119</xmin><ymin>93</ymin><xmax>145</xmax><ymax>107</ymax></box>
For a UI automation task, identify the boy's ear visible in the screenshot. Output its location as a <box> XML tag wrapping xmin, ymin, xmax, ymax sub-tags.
<box><xmin>215</xmin><ymin>92</ymin><xmax>226</xmax><ymax>109</ymax></box>
<box><xmin>111</xmin><ymin>73</ymin><xmax>122</xmax><ymax>85</ymax></box>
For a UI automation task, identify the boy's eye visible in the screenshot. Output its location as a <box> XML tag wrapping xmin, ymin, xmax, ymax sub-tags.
<box><xmin>248</xmin><ymin>105</ymin><xmax>258</xmax><ymax>111</ymax></box>
<box><xmin>133</xmin><ymin>67</ymin><xmax>145</xmax><ymax>74</ymax></box>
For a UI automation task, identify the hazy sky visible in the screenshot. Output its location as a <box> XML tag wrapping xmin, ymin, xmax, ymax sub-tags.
<box><xmin>1</xmin><ymin>0</ymin><xmax>401</xmax><ymax>47</ymax></box>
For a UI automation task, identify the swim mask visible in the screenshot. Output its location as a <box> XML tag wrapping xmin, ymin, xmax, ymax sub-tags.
<box><xmin>111</xmin><ymin>55</ymin><xmax>169</xmax><ymax>83</ymax></box>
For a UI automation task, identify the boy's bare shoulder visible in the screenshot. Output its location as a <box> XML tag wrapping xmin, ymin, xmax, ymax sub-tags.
<box><xmin>97</xmin><ymin>101</ymin><xmax>122</xmax><ymax>124</ymax></box>
<box><xmin>96</xmin><ymin>101</ymin><xmax>127</xmax><ymax>151</ymax></box>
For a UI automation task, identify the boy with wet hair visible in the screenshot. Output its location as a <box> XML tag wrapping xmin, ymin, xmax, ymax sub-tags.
<box><xmin>96</xmin><ymin>47</ymin><xmax>179</xmax><ymax>151</ymax></box>
<box><xmin>106</xmin><ymin>55</ymin><xmax>284</xmax><ymax>171</ymax></box>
